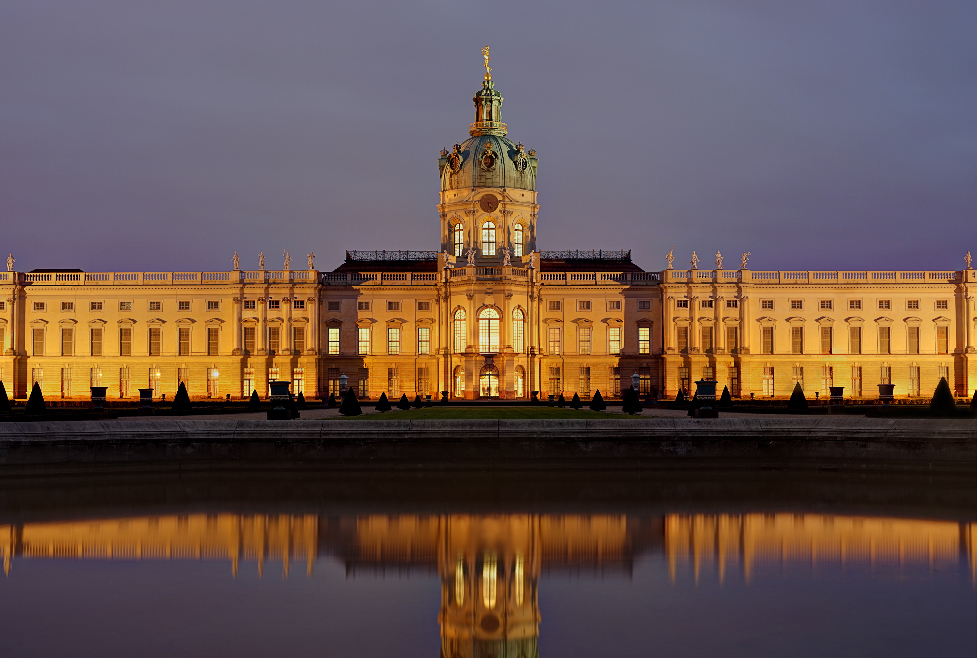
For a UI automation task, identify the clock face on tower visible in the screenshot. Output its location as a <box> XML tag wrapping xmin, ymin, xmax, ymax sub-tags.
<box><xmin>479</xmin><ymin>194</ymin><xmax>499</xmax><ymax>213</ymax></box>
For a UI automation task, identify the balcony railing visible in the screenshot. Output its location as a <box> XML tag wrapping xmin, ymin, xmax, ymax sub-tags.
<box><xmin>19</xmin><ymin>270</ymin><xmax>319</xmax><ymax>286</ymax></box>
<box><xmin>662</xmin><ymin>270</ymin><xmax>962</xmax><ymax>284</ymax></box>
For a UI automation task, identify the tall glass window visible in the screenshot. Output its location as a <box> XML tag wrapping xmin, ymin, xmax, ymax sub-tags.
<box><xmin>548</xmin><ymin>327</ymin><xmax>561</xmax><ymax>355</ymax></box>
<box><xmin>453</xmin><ymin>224</ymin><xmax>464</xmax><ymax>257</ymax></box>
<box><xmin>387</xmin><ymin>327</ymin><xmax>401</xmax><ymax>355</ymax></box>
<box><xmin>512</xmin><ymin>308</ymin><xmax>524</xmax><ymax>352</ymax></box>
<box><xmin>481</xmin><ymin>222</ymin><xmax>496</xmax><ymax>256</ymax></box>
<box><xmin>454</xmin><ymin>309</ymin><xmax>467</xmax><ymax>352</ymax></box>
<box><xmin>417</xmin><ymin>327</ymin><xmax>430</xmax><ymax>355</ymax></box>
<box><xmin>638</xmin><ymin>327</ymin><xmax>650</xmax><ymax>354</ymax></box>
<box><xmin>478</xmin><ymin>308</ymin><xmax>500</xmax><ymax>353</ymax></box>
<box><xmin>608</xmin><ymin>327</ymin><xmax>621</xmax><ymax>354</ymax></box>
<box><xmin>328</xmin><ymin>327</ymin><xmax>340</xmax><ymax>355</ymax></box>
<box><xmin>358</xmin><ymin>327</ymin><xmax>370</xmax><ymax>355</ymax></box>
<box><xmin>513</xmin><ymin>225</ymin><xmax>524</xmax><ymax>257</ymax></box>
<box><xmin>578</xmin><ymin>327</ymin><xmax>592</xmax><ymax>355</ymax></box>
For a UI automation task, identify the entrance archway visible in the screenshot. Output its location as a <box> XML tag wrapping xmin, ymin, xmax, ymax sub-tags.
<box><xmin>479</xmin><ymin>365</ymin><xmax>499</xmax><ymax>398</ymax></box>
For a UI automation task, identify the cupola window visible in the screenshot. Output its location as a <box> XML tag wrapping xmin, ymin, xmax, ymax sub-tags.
<box><xmin>513</xmin><ymin>225</ymin><xmax>524</xmax><ymax>257</ymax></box>
<box><xmin>453</xmin><ymin>224</ymin><xmax>464</xmax><ymax>257</ymax></box>
<box><xmin>481</xmin><ymin>221</ymin><xmax>496</xmax><ymax>256</ymax></box>
<box><xmin>478</xmin><ymin>307</ymin><xmax>500</xmax><ymax>353</ymax></box>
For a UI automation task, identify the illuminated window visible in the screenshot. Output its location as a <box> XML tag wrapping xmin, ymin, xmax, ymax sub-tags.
<box><xmin>482</xmin><ymin>552</ymin><xmax>498</xmax><ymax>609</ymax></box>
<box><xmin>417</xmin><ymin>327</ymin><xmax>430</xmax><ymax>355</ymax></box>
<box><xmin>578</xmin><ymin>326</ymin><xmax>592</xmax><ymax>354</ymax></box>
<box><xmin>149</xmin><ymin>328</ymin><xmax>161</xmax><ymax>356</ymax></box>
<box><xmin>512</xmin><ymin>308</ymin><xmax>524</xmax><ymax>352</ymax></box>
<box><xmin>608</xmin><ymin>327</ymin><xmax>621</xmax><ymax>354</ymax></box>
<box><xmin>481</xmin><ymin>222</ymin><xmax>496</xmax><ymax>256</ymax></box>
<box><xmin>453</xmin><ymin>309</ymin><xmax>467</xmax><ymax>352</ymax></box>
<box><xmin>548</xmin><ymin>327</ymin><xmax>561</xmax><ymax>354</ymax></box>
<box><xmin>675</xmin><ymin>300</ymin><xmax>688</xmax><ymax>309</ymax></box>
<box><xmin>453</xmin><ymin>224</ymin><xmax>464</xmax><ymax>257</ymax></box>
<box><xmin>358</xmin><ymin>328</ymin><xmax>370</xmax><ymax>355</ymax></box>
<box><xmin>791</xmin><ymin>326</ymin><xmax>803</xmax><ymax>354</ymax></box>
<box><xmin>478</xmin><ymin>308</ymin><xmax>500</xmax><ymax>352</ymax></box>
<box><xmin>293</xmin><ymin>327</ymin><xmax>305</xmax><ymax>353</ymax></box>
<box><xmin>513</xmin><ymin>225</ymin><xmax>524</xmax><ymax>257</ymax></box>
<box><xmin>179</xmin><ymin>327</ymin><xmax>191</xmax><ymax>356</ymax></box>
<box><xmin>579</xmin><ymin>366</ymin><xmax>591</xmax><ymax>397</ymax></box>
<box><xmin>639</xmin><ymin>326</ymin><xmax>651</xmax><ymax>354</ymax></box>
<box><xmin>387</xmin><ymin>367</ymin><xmax>399</xmax><ymax>397</ymax></box>
<box><xmin>548</xmin><ymin>367</ymin><xmax>561</xmax><ymax>396</ymax></box>
<box><xmin>328</xmin><ymin>327</ymin><xmax>339</xmax><ymax>355</ymax></box>
<box><xmin>244</xmin><ymin>326</ymin><xmax>256</xmax><ymax>353</ymax></box>
<box><xmin>387</xmin><ymin>327</ymin><xmax>400</xmax><ymax>355</ymax></box>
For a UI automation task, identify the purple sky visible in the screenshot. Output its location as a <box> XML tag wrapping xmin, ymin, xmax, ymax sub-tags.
<box><xmin>1</xmin><ymin>0</ymin><xmax>974</xmax><ymax>273</ymax></box>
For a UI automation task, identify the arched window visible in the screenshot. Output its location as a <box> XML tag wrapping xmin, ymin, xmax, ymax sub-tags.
<box><xmin>479</xmin><ymin>365</ymin><xmax>499</xmax><ymax>398</ymax></box>
<box><xmin>512</xmin><ymin>308</ymin><xmax>524</xmax><ymax>352</ymax></box>
<box><xmin>513</xmin><ymin>225</ymin><xmax>524</xmax><ymax>257</ymax></box>
<box><xmin>514</xmin><ymin>366</ymin><xmax>525</xmax><ymax>398</ymax></box>
<box><xmin>453</xmin><ymin>309</ymin><xmax>467</xmax><ymax>352</ymax></box>
<box><xmin>481</xmin><ymin>221</ymin><xmax>496</xmax><ymax>256</ymax></box>
<box><xmin>453</xmin><ymin>224</ymin><xmax>464</xmax><ymax>257</ymax></box>
<box><xmin>453</xmin><ymin>365</ymin><xmax>465</xmax><ymax>397</ymax></box>
<box><xmin>478</xmin><ymin>307</ymin><xmax>500</xmax><ymax>353</ymax></box>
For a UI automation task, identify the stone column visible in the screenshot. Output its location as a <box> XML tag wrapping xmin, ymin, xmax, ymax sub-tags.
<box><xmin>715</xmin><ymin>296</ymin><xmax>724</xmax><ymax>351</ymax></box>
<box><xmin>663</xmin><ymin>295</ymin><xmax>673</xmax><ymax>351</ymax></box>
<box><xmin>740</xmin><ymin>295</ymin><xmax>750</xmax><ymax>353</ymax></box>
<box><xmin>689</xmin><ymin>296</ymin><xmax>698</xmax><ymax>351</ymax></box>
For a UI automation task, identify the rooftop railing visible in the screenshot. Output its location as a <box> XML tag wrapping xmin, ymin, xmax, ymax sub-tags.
<box><xmin>662</xmin><ymin>270</ymin><xmax>963</xmax><ymax>284</ymax></box>
<box><xmin>322</xmin><ymin>267</ymin><xmax>659</xmax><ymax>286</ymax></box>
<box><xmin>18</xmin><ymin>270</ymin><xmax>320</xmax><ymax>286</ymax></box>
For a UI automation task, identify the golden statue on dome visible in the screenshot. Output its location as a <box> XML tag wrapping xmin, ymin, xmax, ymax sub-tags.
<box><xmin>482</xmin><ymin>46</ymin><xmax>492</xmax><ymax>80</ymax></box>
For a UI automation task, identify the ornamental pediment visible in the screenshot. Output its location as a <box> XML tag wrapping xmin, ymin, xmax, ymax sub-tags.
<box><xmin>784</xmin><ymin>316</ymin><xmax>805</xmax><ymax>324</ymax></box>
<box><xmin>386</xmin><ymin>317</ymin><xmax>407</xmax><ymax>327</ymax></box>
<box><xmin>903</xmin><ymin>316</ymin><xmax>922</xmax><ymax>325</ymax></box>
<box><xmin>58</xmin><ymin>318</ymin><xmax>79</xmax><ymax>325</ymax></box>
<box><xmin>844</xmin><ymin>316</ymin><xmax>864</xmax><ymax>325</ymax></box>
<box><xmin>601</xmin><ymin>317</ymin><xmax>623</xmax><ymax>327</ymax></box>
<box><xmin>88</xmin><ymin>318</ymin><xmax>107</xmax><ymax>326</ymax></box>
<box><xmin>874</xmin><ymin>316</ymin><xmax>894</xmax><ymax>324</ymax></box>
<box><xmin>571</xmin><ymin>318</ymin><xmax>593</xmax><ymax>326</ymax></box>
<box><xmin>117</xmin><ymin>318</ymin><xmax>136</xmax><ymax>325</ymax></box>
<box><xmin>815</xmin><ymin>316</ymin><xmax>834</xmax><ymax>325</ymax></box>
<box><xmin>355</xmin><ymin>318</ymin><xmax>376</xmax><ymax>328</ymax></box>
<box><xmin>932</xmin><ymin>316</ymin><xmax>951</xmax><ymax>324</ymax></box>
<box><xmin>175</xmin><ymin>317</ymin><xmax>195</xmax><ymax>324</ymax></box>
<box><xmin>146</xmin><ymin>317</ymin><xmax>167</xmax><ymax>325</ymax></box>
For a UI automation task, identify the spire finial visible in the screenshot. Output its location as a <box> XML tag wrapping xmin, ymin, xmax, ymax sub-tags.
<box><xmin>482</xmin><ymin>46</ymin><xmax>492</xmax><ymax>80</ymax></box>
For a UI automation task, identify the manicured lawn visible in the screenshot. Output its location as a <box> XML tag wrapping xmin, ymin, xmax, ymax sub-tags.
<box><xmin>336</xmin><ymin>406</ymin><xmax>628</xmax><ymax>420</ymax></box>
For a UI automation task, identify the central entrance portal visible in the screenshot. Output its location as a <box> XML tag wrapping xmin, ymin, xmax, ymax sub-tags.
<box><xmin>479</xmin><ymin>365</ymin><xmax>499</xmax><ymax>398</ymax></box>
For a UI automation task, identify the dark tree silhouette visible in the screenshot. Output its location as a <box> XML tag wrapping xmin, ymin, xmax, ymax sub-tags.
<box><xmin>557</xmin><ymin>394</ymin><xmax>566</xmax><ymax>408</ymax></box>
<box><xmin>172</xmin><ymin>382</ymin><xmax>192</xmax><ymax>415</ymax></box>
<box><xmin>0</xmin><ymin>381</ymin><xmax>10</xmax><ymax>413</ymax></box>
<box><xmin>25</xmin><ymin>382</ymin><xmax>45</xmax><ymax>416</ymax></box>
<box><xmin>375</xmin><ymin>392</ymin><xmax>391</xmax><ymax>412</ymax></box>
<box><xmin>622</xmin><ymin>386</ymin><xmax>643</xmax><ymax>415</ymax></box>
<box><xmin>570</xmin><ymin>392</ymin><xmax>582</xmax><ymax>410</ymax></box>
<box><xmin>589</xmin><ymin>389</ymin><xmax>606</xmax><ymax>412</ymax></box>
<box><xmin>247</xmin><ymin>390</ymin><xmax>260</xmax><ymax>410</ymax></box>
<box><xmin>297</xmin><ymin>391</ymin><xmax>306</xmax><ymax>408</ymax></box>
<box><xmin>339</xmin><ymin>388</ymin><xmax>362</xmax><ymax>416</ymax></box>
<box><xmin>787</xmin><ymin>383</ymin><xmax>808</xmax><ymax>410</ymax></box>
<box><xmin>397</xmin><ymin>393</ymin><xmax>412</xmax><ymax>410</ymax></box>
<box><xmin>718</xmin><ymin>385</ymin><xmax>733</xmax><ymax>409</ymax></box>
<box><xmin>929</xmin><ymin>377</ymin><xmax>956</xmax><ymax>415</ymax></box>
<box><xmin>412</xmin><ymin>394</ymin><xmax>424</xmax><ymax>409</ymax></box>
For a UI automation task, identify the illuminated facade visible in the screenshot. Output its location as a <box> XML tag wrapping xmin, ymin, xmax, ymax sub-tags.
<box><xmin>1</xmin><ymin>58</ymin><xmax>974</xmax><ymax>401</ymax></box>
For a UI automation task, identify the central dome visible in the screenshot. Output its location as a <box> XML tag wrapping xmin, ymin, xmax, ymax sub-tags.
<box><xmin>438</xmin><ymin>78</ymin><xmax>538</xmax><ymax>192</ymax></box>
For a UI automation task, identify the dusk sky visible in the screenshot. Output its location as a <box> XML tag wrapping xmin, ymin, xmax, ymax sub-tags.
<box><xmin>1</xmin><ymin>0</ymin><xmax>974</xmax><ymax>274</ymax></box>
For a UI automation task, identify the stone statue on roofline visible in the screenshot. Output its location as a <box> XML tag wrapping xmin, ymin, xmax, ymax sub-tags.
<box><xmin>741</xmin><ymin>251</ymin><xmax>751</xmax><ymax>269</ymax></box>
<box><xmin>283</xmin><ymin>250</ymin><xmax>291</xmax><ymax>270</ymax></box>
<box><xmin>665</xmin><ymin>246</ymin><xmax>674</xmax><ymax>270</ymax></box>
<box><xmin>966</xmin><ymin>251</ymin><xmax>973</xmax><ymax>270</ymax></box>
<box><xmin>308</xmin><ymin>252</ymin><xmax>315</xmax><ymax>270</ymax></box>
<box><xmin>232</xmin><ymin>252</ymin><xmax>240</xmax><ymax>270</ymax></box>
<box><xmin>6</xmin><ymin>254</ymin><xmax>13</xmax><ymax>272</ymax></box>
<box><xmin>259</xmin><ymin>252</ymin><xmax>265</xmax><ymax>269</ymax></box>
<box><xmin>715</xmin><ymin>251</ymin><xmax>724</xmax><ymax>270</ymax></box>
<box><xmin>528</xmin><ymin>252</ymin><xmax>537</xmax><ymax>269</ymax></box>
<box><xmin>690</xmin><ymin>251</ymin><xmax>699</xmax><ymax>270</ymax></box>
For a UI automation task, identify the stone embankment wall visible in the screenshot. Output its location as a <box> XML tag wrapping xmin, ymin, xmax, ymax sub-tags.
<box><xmin>0</xmin><ymin>418</ymin><xmax>974</xmax><ymax>472</ymax></box>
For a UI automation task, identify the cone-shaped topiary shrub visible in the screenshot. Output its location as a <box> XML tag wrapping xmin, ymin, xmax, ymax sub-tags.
<box><xmin>297</xmin><ymin>391</ymin><xmax>306</xmax><ymax>408</ymax></box>
<box><xmin>172</xmin><ymin>382</ymin><xmax>192</xmax><ymax>415</ymax></box>
<box><xmin>787</xmin><ymin>382</ymin><xmax>808</xmax><ymax>410</ymax></box>
<box><xmin>622</xmin><ymin>386</ymin><xmax>643</xmax><ymax>415</ymax></box>
<box><xmin>557</xmin><ymin>394</ymin><xmax>566</xmax><ymax>408</ymax></box>
<box><xmin>25</xmin><ymin>382</ymin><xmax>45</xmax><ymax>416</ymax></box>
<box><xmin>672</xmin><ymin>389</ymin><xmax>686</xmax><ymax>409</ymax></box>
<box><xmin>718</xmin><ymin>385</ymin><xmax>732</xmax><ymax>409</ymax></box>
<box><xmin>247</xmin><ymin>390</ymin><xmax>260</xmax><ymax>410</ymax></box>
<box><xmin>396</xmin><ymin>393</ymin><xmax>411</xmax><ymax>410</ymax></box>
<box><xmin>971</xmin><ymin>390</ymin><xmax>977</xmax><ymax>410</ymax></box>
<box><xmin>375</xmin><ymin>392</ymin><xmax>391</xmax><ymax>412</ymax></box>
<box><xmin>929</xmin><ymin>377</ymin><xmax>956</xmax><ymax>416</ymax></box>
<box><xmin>339</xmin><ymin>388</ymin><xmax>362</xmax><ymax>416</ymax></box>
<box><xmin>0</xmin><ymin>381</ymin><xmax>10</xmax><ymax>413</ymax></box>
<box><xmin>412</xmin><ymin>394</ymin><xmax>424</xmax><ymax>409</ymax></box>
<box><xmin>570</xmin><ymin>392</ymin><xmax>582</xmax><ymax>410</ymax></box>
<box><xmin>589</xmin><ymin>389</ymin><xmax>606</xmax><ymax>412</ymax></box>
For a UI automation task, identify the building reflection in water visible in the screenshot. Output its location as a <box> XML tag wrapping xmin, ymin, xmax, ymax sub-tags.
<box><xmin>2</xmin><ymin>513</ymin><xmax>975</xmax><ymax>656</ymax></box>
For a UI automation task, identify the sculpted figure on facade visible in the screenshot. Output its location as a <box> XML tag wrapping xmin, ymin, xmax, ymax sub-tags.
<box><xmin>715</xmin><ymin>251</ymin><xmax>723</xmax><ymax>270</ymax></box>
<box><xmin>6</xmin><ymin>254</ymin><xmax>13</xmax><ymax>272</ymax></box>
<box><xmin>308</xmin><ymin>252</ymin><xmax>315</xmax><ymax>270</ymax></box>
<box><xmin>665</xmin><ymin>246</ymin><xmax>674</xmax><ymax>270</ymax></box>
<box><xmin>690</xmin><ymin>251</ymin><xmax>699</xmax><ymax>270</ymax></box>
<box><xmin>283</xmin><ymin>250</ymin><xmax>291</xmax><ymax>271</ymax></box>
<box><xmin>259</xmin><ymin>252</ymin><xmax>265</xmax><ymax>269</ymax></box>
<box><xmin>966</xmin><ymin>251</ymin><xmax>973</xmax><ymax>270</ymax></box>
<box><xmin>232</xmin><ymin>252</ymin><xmax>240</xmax><ymax>270</ymax></box>
<box><xmin>466</xmin><ymin>246</ymin><xmax>477</xmax><ymax>266</ymax></box>
<box><xmin>740</xmin><ymin>251</ymin><xmax>751</xmax><ymax>269</ymax></box>
<box><xmin>528</xmin><ymin>252</ymin><xmax>536</xmax><ymax>269</ymax></box>
<box><xmin>501</xmin><ymin>246</ymin><xmax>511</xmax><ymax>267</ymax></box>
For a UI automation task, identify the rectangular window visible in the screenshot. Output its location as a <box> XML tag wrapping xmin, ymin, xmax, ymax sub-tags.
<box><xmin>849</xmin><ymin>300</ymin><xmax>862</xmax><ymax>310</ymax></box>
<box><xmin>637</xmin><ymin>300</ymin><xmax>652</xmax><ymax>311</ymax></box>
<box><xmin>821</xmin><ymin>365</ymin><xmax>834</xmax><ymax>395</ymax></box>
<box><xmin>701</xmin><ymin>326</ymin><xmax>713</xmax><ymax>352</ymax></box>
<box><xmin>851</xmin><ymin>366</ymin><xmax>862</xmax><ymax>397</ymax></box>
<box><xmin>418</xmin><ymin>327</ymin><xmax>430</xmax><ymax>355</ymax></box>
<box><xmin>791</xmin><ymin>326</ymin><xmax>803</xmax><ymax>354</ymax></box>
<box><xmin>293</xmin><ymin>299</ymin><xmax>306</xmax><ymax>310</ymax></box>
<box><xmin>726</xmin><ymin>299</ymin><xmax>738</xmax><ymax>309</ymax></box>
<box><xmin>90</xmin><ymin>301</ymin><xmax>102</xmax><ymax>311</ymax></box>
<box><xmin>936</xmin><ymin>300</ymin><xmax>948</xmax><ymax>310</ymax></box>
<box><xmin>328</xmin><ymin>327</ymin><xmax>340</xmax><ymax>355</ymax></box>
<box><xmin>612</xmin><ymin>367</ymin><xmax>621</xmax><ymax>397</ymax></box>
<box><xmin>119</xmin><ymin>367</ymin><xmax>130</xmax><ymax>398</ymax></box>
<box><xmin>327</xmin><ymin>301</ymin><xmax>340</xmax><ymax>311</ymax></box>
<box><xmin>148</xmin><ymin>367</ymin><xmax>160</xmax><ymax>393</ymax></box>
<box><xmin>702</xmin><ymin>366</ymin><xmax>715</xmax><ymax>382</ymax></box>
<box><xmin>90</xmin><ymin>366</ymin><xmax>102</xmax><ymax>388</ymax></box>
<box><xmin>578</xmin><ymin>300</ymin><xmax>591</xmax><ymax>311</ymax></box>
<box><xmin>878</xmin><ymin>300</ymin><xmax>890</xmax><ymax>310</ymax></box>
<box><xmin>726</xmin><ymin>326</ymin><xmax>738</xmax><ymax>351</ymax></box>
<box><xmin>579</xmin><ymin>367</ymin><xmax>591</xmax><ymax>397</ymax></box>
<box><xmin>761</xmin><ymin>300</ymin><xmax>774</xmax><ymax>310</ymax></box>
<box><xmin>293</xmin><ymin>327</ymin><xmax>306</xmax><ymax>353</ymax></box>
<box><xmin>359</xmin><ymin>368</ymin><xmax>369</xmax><ymax>397</ymax></box>
<box><xmin>548</xmin><ymin>301</ymin><xmax>561</xmax><ymax>311</ymax></box>
<box><xmin>820</xmin><ymin>326</ymin><xmax>832</xmax><ymax>354</ymax></box>
<box><xmin>149</xmin><ymin>327</ymin><xmax>161</xmax><ymax>356</ymax></box>
<box><xmin>207</xmin><ymin>327</ymin><xmax>219</xmax><ymax>356</ymax></box>
<box><xmin>244</xmin><ymin>300</ymin><xmax>256</xmax><ymax>310</ymax></box>
<box><xmin>358</xmin><ymin>301</ymin><xmax>370</xmax><ymax>311</ymax></box>
<box><xmin>907</xmin><ymin>326</ymin><xmax>919</xmax><ymax>354</ymax></box>
<box><xmin>675</xmin><ymin>300</ymin><xmax>689</xmax><ymax>309</ymax></box>
<box><xmin>907</xmin><ymin>300</ymin><xmax>919</xmax><ymax>310</ymax></box>
<box><xmin>243</xmin><ymin>368</ymin><xmax>255</xmax><ymax>398</ymax></box>
<box><xmin>880</xmin><ymin>366</ymin><xmax>891</xmax><ymax>386</ymax></box>
<box><xmin>268</xmin><ymin>299</ymin><xmax>281</xmax><ymax>310</ymax></box>
<box><xmin>268</xmin><ymin>327</ymin><xmax>280</xmax><ymax>354</ymax></box>
<box><xmin>207</xmin><ymin>368</ymin><xmax>220</xmax><ymax>398</ymax></box>
<box><xmin>548</xmin><ymin>367</ymin><xmax>561</xmax><ymax>396</ymax></box>
<box><xmin>31</xmin><ymin>368</ymin><xmax>43</xmax><ymax>390</ymax></box>
<box><xmin>61</xmin><ymin>367</ymin><xmax>71</xmax><ymax>398</ymax></box>
<box><xmin>791</xmin><ymin>366</ymin><xmax>804</xmax><ymax>390</ymax></box>
<box><xmin>819</xmin><ymin>300</ymin><xmax>833</xmax><ymax>310</ymax></box>
<box><xmin>762</xmin><ymin>366</ymin><xmax>775</xmax><ymax>397</ymax></box>
<box><xmin>119</xmin><ymin>301</ymin><xmax>132</xmax><ymax>311</ymax></box>
<box><xmin>548</xmin><ymin>327</ymin><xmax>561</xmax><ymax>354</ymax></box>
<box><xmin>879</xmin><ymin>326</ymin><xmax>890</xmax><ymax>354</ymax></box>
<box><xmin>762</xmin><ymin>327</ymin><xmax>774</xmax><ymax>354</ymax></box>
<box><xmin>387</xmin><ymin>367</ymin><xmax>400</xmax><ymax>397</ymax></box>
<box><xmin>205</xmin><ymin>301</ymin><xmax>219</xmax><ymax>311</ymax></box>
<box><xmin>677</xmin><ymin>326</ymin><xmax>688</xmax><ymax>352</ymax></box>
<box><xmin>179</xmin><ymin>327</ymin><xmax>190</xmax><ymax>356</ymax></box>
<box><xmin>513</xmin><ymin>316</ymin><xmax>525</xmax><ymax>352</ymax></box>
<box><xmin>638</xmin><ymin>326</ymin><xmax>651</xmax><ymax>354</ymax></box>
<box><xmin>936</xmin><ymin>326</ymin><xmax>948</xmax><ymax>354</ymax></box>
<box><xmin>728</xmin><ymin>365</ymin><xmax>740</xmax><ymax>397</ymax></box>
<box><xmin>61</xmin><ymin>301</ymin><xmax>74</xmax><ymax>312</ymax></box>
<box><xmin>678</xmin><ymin>367</ymin><xmax>690</xmax><ymax>394</ymax></box>
<box><xmin>177</xmin><ymin>367</ymin><xmax>190</xmax><ymax>390</ymax></box>
<box><xmin>417</xmin><ymin>301</ymin><xmax>430</xmax><ymax>311</ymax></box>
<box><xmin>290</xmin><ymin>368</ymin><xmax>303</xmax><ymax>396</ymax></box>
<box><xmin>267</xmin><ymin>367</ymin><xmax>279</xmax><ymax>390</ymax></box>
<box><xmin>909</xmin><ymin>366</ymin><xmax>921</xmax><ymax>396</ymax></box>
<box><xmin>387</xmin><ymin>301</ymin><xmax>400</xmax><ymax>312</ymax></box>
<box><xmin>639</xmin><ymin>367</ymin><xmax>652</xmax><ymax>396</ymax></box>
<box><xmin>149</xmin><ymin>301</ymin><xmax>161</xmax><ymax>311</ymax></box>
<box><xmin>327</xmin><ymin>368</ymin><xmax>340</xmax><ymax>396</ymax></box>
<box><xmin>178</xmin><ymin>301</ymin><xmax>190</xmax><ymax>311</ymax></box>
<box><xmin>701</xmin><ymin>300</ymin><xmax>713</xmax><ymax>309</ymax></box>
<box><xmin>938</xmin><ymin>364</ymin><xmax>949</xmax><ymax>383</ymax></box>
<box><xmin>90</xmin><ymin>328</ymin><xmax>103</xmax><ymax>357</ymax></box>
<box><xmin>61</xmin><ymin>328</ymin><xmax>74</xmax><ymax>356</ymax></box>
<box><xmin>33</xmin><ymin>302</ymin><xmax>46</xmax><ymax>311</ymax></box>
<box><xmin>790</xmin><ymin>300</ymin><xmax>803</xmax><ymax>310</ymax></box>
<box><xmin>578</xmin><ymin>327</ymin><xmax>592</xmax><ymax>355</ymax></box>
<box><xmin>849</xmin><ymin>326</ymin><xmax>861</xmax><ymax>355</ymax></box>
<box><xmin>244</xmin><ymin>326</ymin><xmax>256</xmax><ymax>353</ymax></box>
<box><xmin>608</xmin><ymin>300</ymin><xmax>621</xmax><ymax>311</ymax></box>
<box><xmin>119</xmin><ymin>328</ymin><xmax>132</xmax><ymax>356</ymax></box>
<box><xmin>608</xmin><ymin>327</ymin><xmax>621</xmax><ymax>354</ymax></box>
<box><xmin>417</xmin><ymin>367</ymin><xmax>429</xmax><ymax>396</ymax></box>
<box><xmin>387</xmin><ymin>327</ymin><xmax>400</xmax><ymax>355</ymax></box>
<box><xmin>358</xmin><ymin>328</ymin><xmax>370</xmax><ymax>355</ymax></box>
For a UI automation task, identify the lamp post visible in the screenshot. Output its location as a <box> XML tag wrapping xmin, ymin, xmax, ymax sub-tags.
<box><xmin>631</xmin><ymin>372</ymin><xmax>640</xmax><ymax>391</ymax></box>
<box><xmin>339</xmin><ymin>373</ymin><xmax>349</xmax><ymax>394</ymax></box>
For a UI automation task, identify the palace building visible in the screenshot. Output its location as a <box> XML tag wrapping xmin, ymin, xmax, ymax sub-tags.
<box><xmin>1</xmin><ymin>58</ymin><xmax>974</xmax><ymax>402</ymax></box>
